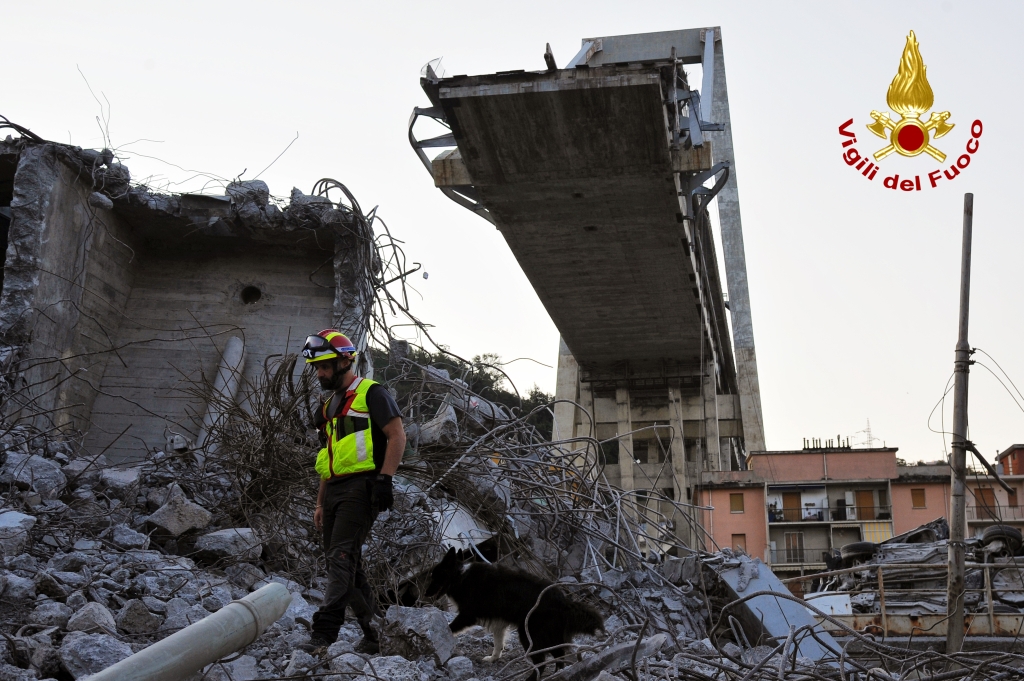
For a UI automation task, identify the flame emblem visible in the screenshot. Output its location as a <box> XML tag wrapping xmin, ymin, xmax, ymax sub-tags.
<box><xmin>867</xmin><ymin>31</ymin><xmax>954</xmax><ymax>162</ymax></box>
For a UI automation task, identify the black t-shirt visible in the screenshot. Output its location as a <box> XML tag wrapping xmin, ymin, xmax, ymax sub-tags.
<box><xmin>316</xmin><ymin>382</ymin><xmax>403</xmax><ymax>479</ymax></box>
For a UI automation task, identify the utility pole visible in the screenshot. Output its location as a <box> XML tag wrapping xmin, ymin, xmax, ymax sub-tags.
<box><xmin>946</xmin><ymin>193</ymin><xmax>973</xmax><ymax>654</ymax></box>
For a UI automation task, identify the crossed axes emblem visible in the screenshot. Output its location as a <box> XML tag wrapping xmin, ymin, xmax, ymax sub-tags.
<box><xmin>867</xmin><ymin>110</ymin><xmax>954</xmax><ymax>162</ymax></box>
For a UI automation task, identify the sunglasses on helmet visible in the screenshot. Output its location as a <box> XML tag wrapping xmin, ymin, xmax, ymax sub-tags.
<box><xmin>301</xmin><ymin>335</ymin><xmax>335</xmax><ymax>360</ymax></box>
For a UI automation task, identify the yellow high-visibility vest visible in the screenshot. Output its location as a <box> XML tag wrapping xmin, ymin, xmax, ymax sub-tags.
<box><xmin>315</xmin><ymin>376</ymin><xmax>377</xmax><ymax>480</ymax></box>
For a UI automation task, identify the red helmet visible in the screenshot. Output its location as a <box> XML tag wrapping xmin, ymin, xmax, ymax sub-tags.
<box><xmin>302</xmin><ymin>329</ymin><xmax>357</xmax><ymax>364</ymax></box>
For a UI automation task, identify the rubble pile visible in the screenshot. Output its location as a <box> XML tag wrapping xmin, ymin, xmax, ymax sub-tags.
<box><xmin>1</xmin><ymin>127</ymin><xmax>1021</xmax><ymax>679</ymax></box>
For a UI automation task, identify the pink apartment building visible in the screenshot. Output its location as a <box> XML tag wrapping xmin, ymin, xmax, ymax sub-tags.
<box><xmin>700</xmin><ymin>444</ymin><xmax>1024</xmax><ymax>594</ymax></box>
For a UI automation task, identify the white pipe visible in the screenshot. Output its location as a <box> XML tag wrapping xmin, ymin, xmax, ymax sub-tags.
<box><xmin>196</xmin><ymin>335</ymin><xmax>245</xmax><ymax>457</ymax></box>
<box><xmin>89</xmin><ymin>583</ymin><xmax>290</xmax><ymax>681</ymax></box>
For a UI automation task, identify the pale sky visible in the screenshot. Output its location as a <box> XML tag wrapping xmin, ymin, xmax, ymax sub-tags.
<box><xmin>4</xmin><ymin>1</ymin><xmax>1023</xmax><ymax>462</ymax></box>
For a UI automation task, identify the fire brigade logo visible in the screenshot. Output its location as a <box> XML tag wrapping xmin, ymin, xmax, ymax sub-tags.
<box><xmin>866</xmin><ymin>31</ymin><xmax>953</xmax><ymax>162</ymax></box>
<box><xmin>837</xmin><ymin>30</ymin><xmax>983</xmax><ymax>191</ymax></box>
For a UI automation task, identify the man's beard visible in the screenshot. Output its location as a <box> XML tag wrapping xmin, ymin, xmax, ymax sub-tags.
<box><xmin>318</xmin><ymin>362</ymin><xmax>351</xmax><ymax>390</ymax></box>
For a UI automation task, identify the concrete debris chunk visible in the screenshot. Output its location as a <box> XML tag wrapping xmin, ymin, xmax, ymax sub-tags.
<box><xmin>225</xmin><ymin>562</ymin><xmax>265</xmax><ymax>589</ymax></box>
<box><xmin>27</xmin><ymin>601</ymin><xmax>73</xmax><ymax>628</ymax></box>
<box><xmin>61</xmin><ymin>455</ymin><xmax>107</xmax><ymax>487</ymax></box>
<box><xmin>381</xmin><ymin>605</ymin><xmax>457</xmax><ymax>665</ymax></box>
<box><xmin>58</xmin><ymin>631</ymin><xmax>133</xmax><ymax>679</ymax></box>
<box><xmin>108</xmin><ymin>524</ymin><xmax>150</xmax><ymax>550</ymax></box>
<box><xmin>188</xmin><ymin>654</ymin><xmax>259</xmax><ymax>681</ymax></box>
<box><xmin>98</xmin><ymin>467</ymin><xmax>142</xmax><ymax>501</ymax></box>
<box><xmin>67</xmin><ymin>602</ymin><xmax>117</xmax><ymax>633</ymax></box>
<box><xmin>362</xmin><ymin>655</ymin><xmax>422</xmax><ymax>681</ymax></box>
<box><xmin>115</xmin><ymin>599</ymin><xmax>163</xmax><ymax>634</ymax></box>
<box><xmin>547</xmin><ymin>633</ymin><xmax>666</xmax><ymax>681</ymax></box>
<box><xmin>88</xmin><ymin>191</ymin><xmax>113</xmax><ymax>209</ymax></box>
<box><xmin>2</xmin><ymin>572</ymin><xmax>36</xmax><ymax>602</ymax></box>
<box><xmin>283</xmin><ymin>592</ymin><xmax>316</xmax><ymax>628</ymax></box>
<box><xmin>1</xmin><ymin>453</ymin><xmax>66</xmax><ymax>500</ymax></box>
<box><xmin>0</xmin><ymin>511</ymin><xmax>37</xmax><ymax>557</ymax></box>
<box><xmin>162</xmin><ymin>598</ymin><xmax>212</xmax><ymax>631</ymax></box>
<box><xmin>283</xmin><ymin>649</ymin><xmax>317</xmax><ymax>675</ymax></box>
<box><xmin>0</xmin><ymin>661</ymin><xmax>38</xmax><ymax>681</ymax></box>
<box><xmin>195</xmin><ymin>528</ymin><xmax>262</xmax><ymax>562</ymax></box>
<box><xmin>328</xmin><ymin>651</ymin><xmax>367</xmax><ymax>674</ymax></box>
<box><xmin>147</xmin><ymin>484</ymin><xmax>212</xmax><ymax>536</ymax></box>
<box><xmin>34</xmin><ymin>571</ymin><xmax>67</xmax><ymax>599</ymax></box>
<box><xmin>446</xmin><ymin>655</ymin><xmax>474</xmax><ymax>681</ymax></box>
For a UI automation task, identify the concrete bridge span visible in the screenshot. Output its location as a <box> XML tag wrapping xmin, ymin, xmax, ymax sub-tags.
<box><xmin>411</xmin><ymin>28</ymin><xmax>766</xmax><ymax>544</ymax></box>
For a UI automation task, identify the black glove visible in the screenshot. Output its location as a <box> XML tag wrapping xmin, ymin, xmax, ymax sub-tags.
<box><xmin>371</xmin><ymin>474</ymin><xmax>394</xmax><ymax>513</ymax></box>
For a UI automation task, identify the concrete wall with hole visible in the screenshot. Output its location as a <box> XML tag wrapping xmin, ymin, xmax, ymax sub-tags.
<box><xmin>1</xmin><ymin>142</ymin><xmax>336</xmax><ymax>462</ymax></box>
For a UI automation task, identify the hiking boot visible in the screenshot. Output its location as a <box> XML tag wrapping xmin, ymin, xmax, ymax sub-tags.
<box><xmin>298</xmin><ymin>634</ymin><xmax>334</xmax><ymax>656</ymax></box>
<box><xmin>355</xmin><ymin>623</ymin><xmax>380</xmax><ymax>654</ymax></box>
<box><xmin>354</xmin><ymin>636</ymin><xmax>379</xmax><ymax>655</ymax></box>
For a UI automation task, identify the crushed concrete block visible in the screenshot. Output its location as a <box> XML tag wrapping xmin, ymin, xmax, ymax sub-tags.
<box><xmin>189</xmin><ymin>654</ymin><xmax>259</xmax><ymax>681</ymax></box>
<box><xmin>1</xmin><ymin>453</ymin><xmax>66</xmax><ymax>499</ymax></box>
<box><xmin>99</xmin><ymin>467</ymin><xmax>142</xmax><ymax>501</ymax></box>
<box><xmin>67</xmin><ymin>591</ymin><xmax>88</xmax><ymax>611</ymax></box>
<box><xmin>58</xmin><ymin>631</ymin><xmax>132</xmax><ymax>679</ymax></box>
<box><xmin>446</xmin><ymin>655</ymin><xmax>474</xmax><ymax>680</ymax></box>
<box><xmin>381</xmin><ymin>605</ymin><xmax>456</xmax><ymax>665</ymax></box>
<box><xmin>116</xmin><ymin>599</ymin><xmax>163</xmax><ymax>635</ymax></box>
<box><xmin>225</xmin><ymin>563</ymin><xmax>265</xmax><ymax>589</ymax></box>
<box><xmin>47</xmin><ymin>551</ymin><xmax>89</xmax><ymax>573</ymax></box>
<box><xmin>0</xmin><ymin>661</ymin><xmax>38</xmax><ymax>680</ymax></box>
<box><xmin>28</xmin><ymin>634</ymin><xmax>61</xmax><ymax>678</ymax></box>
<box><xmin>28</xmin><ymin>601</ymin><xmax>73</xmax><ymax>628</ymax></box>
<box><xmin>284</xmin><ymin>592</ymin><xmax>316</xmax><ymax>628</ymax></box>
<box><xmin>226</xmin><ymin>180</ymin><xmax>270</xmax><ymax>207</ymax></box>
<box><xmin>195</xmin><ymin>528</ymin><xmax>262</xmax><ymax>562</ymax></box>
<box><xmin>0</xmin><ymin>511</ymin><xmax>36</xmax><ymax>557</ymax></box>
<box><xmin>329</xmin><ymin>651</ymin><xmax>367</xmax><ymax>674</ymax></box>
<box><xmin>52</xmin><ymin>570</ymin><xmax>87</xmax><ymax>589</ymax></box>
<box><xmin>146</xmin><ymin>484</ymin><xmax>212</xmax><ymax>536</ymax></box>
<box><xmin>163</xmin><ymin>598</ymin><xmax>211</xmax><ymax>631</ymax></box>
<box><xmin>2</xmin><ymin>573</ymin><xmax>36</xmax><ymax>602</ymax></box>
<box><xmin>88</xmin><ymin>192</ymin><xmax>113</xmax><ymax>209</ymax></box>
<box><xmin>61</xmin><ymin>456</ymin><xmax>107</xmax><ymax>488</ymax></box>
<box><xmin>67</xmin><ymin>602</ymin><xmax>117</xmax><ymax>633</ymax></box>
<box><xmin>34</xmin><ymin>571</ymin><xmax>67</xmax><ymax>599</ymax></box>
<box><xmin>284</xmin><ymin>649</ymin><xmax>317</xmax><ymax>676</ymax></box>
<box><xmin>362</xmin><ymin>655</ymin><xmax>422</xmax><ymax>681</ymax></box>
<box><xmin>141</xmin><ymin>596</ymin><xmax>167</xmax><ymax>614</ymax></box>
<box><xmin>109</xmin><ymin>525</ymin><xmax>149</xmax><ymax>550</ymax></box>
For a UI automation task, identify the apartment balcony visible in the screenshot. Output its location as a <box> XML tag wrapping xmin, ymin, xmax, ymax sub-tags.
<box><xmin>966</xmin><ymin>505</ymin><xmax>1024</xmax><ymax>523</ymax></box>
<box><xmin>768</xmin><ymin>547</ymin><xmax>830</xmax><ymax>566</ymax></box>
<box><xmin>767</xmin><ymin>505</ymin><xmax>893</xmax><ymax>524</ymax></box>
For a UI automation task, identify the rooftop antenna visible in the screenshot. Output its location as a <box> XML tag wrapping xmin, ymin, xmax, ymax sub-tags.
<box><xmin>855</xmin><ymin>418</ymin><xmax>881</xmax><ymax>448</ymax></box>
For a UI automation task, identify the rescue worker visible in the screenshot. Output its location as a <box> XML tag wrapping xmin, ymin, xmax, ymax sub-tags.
<box><xmin>301</xmin><ymin>329</ymin><xmax>406</xmax><ymax>652</ymax></box>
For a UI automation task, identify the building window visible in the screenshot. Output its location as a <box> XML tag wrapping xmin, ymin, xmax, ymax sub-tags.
<box><xmin>730</xmin><ymin>493</ymin><xmax>744</xmax><ymax>513</ymax></box>
<box><xmin>911</xmin><ymin>488</ymin><xmax>926</xmax><ymax>508</ymax></box>
<box><xmin>732</xmin><ymin>534</ymin><xmax>746</xmax><ymax>552</ymax></box>
<box><xmin>784</xmin><ymin>532</ymin><xmax>805</xmax><ymax>563</ymax></box>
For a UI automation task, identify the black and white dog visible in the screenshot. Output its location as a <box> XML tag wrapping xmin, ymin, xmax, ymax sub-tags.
<box><xmin>425</xmin><ymin>548</ymin><xmax>603</xmax><ymax>679</ymax></box>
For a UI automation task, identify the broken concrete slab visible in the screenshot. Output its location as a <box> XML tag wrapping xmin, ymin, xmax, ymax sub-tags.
<box><xmin>67</xmin><ymin>602</ymin><xmax>117</xmax><ymax>633</ymax></box>
<box><xmin>0</xmin><ymin>511</ymin><xmax>36</xmax><ymax>557</ymax></box>
<box><xmin>58</xmin><ymin>631</ymin><xmax>133</xmax><ymax>679</ymax></box>
<box><xmin>1</xmin><ymin>453</ymin><xmax>65</xmax><ymax>499</ymax></box>
<box><xmin>716</xmin><ymin>555</ymin><xmax>838</xmax><ymax>662</ymax></box>
<box><xmin>146</xmin><ymin>484</ymin><xmax>212</xmax><ymax>536</ymax></box>
<box><xmin>547</xmin><ymin>633</ymin><xmax>667</xmax><ymax>681</ymax></box>
<box><xmin>98</xmin><ymin>467</ymin><xmax>142</xmax><ymax>501</ymax></box>
<box><xmin>194</xmin><ymin>528</ymin><xmax>262</xmax><ymax>562</ymax></box>
<box><xmin>381</xmin><ymin>605</ymin><xmax>456</xmax><ymax>665</ymax></box>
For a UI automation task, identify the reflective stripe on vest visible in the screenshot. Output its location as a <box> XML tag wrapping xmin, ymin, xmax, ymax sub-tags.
<box><xmin>314</xmin><ymin>376</ymin><xmax>377</xmax><ymax>480</ymax></box>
